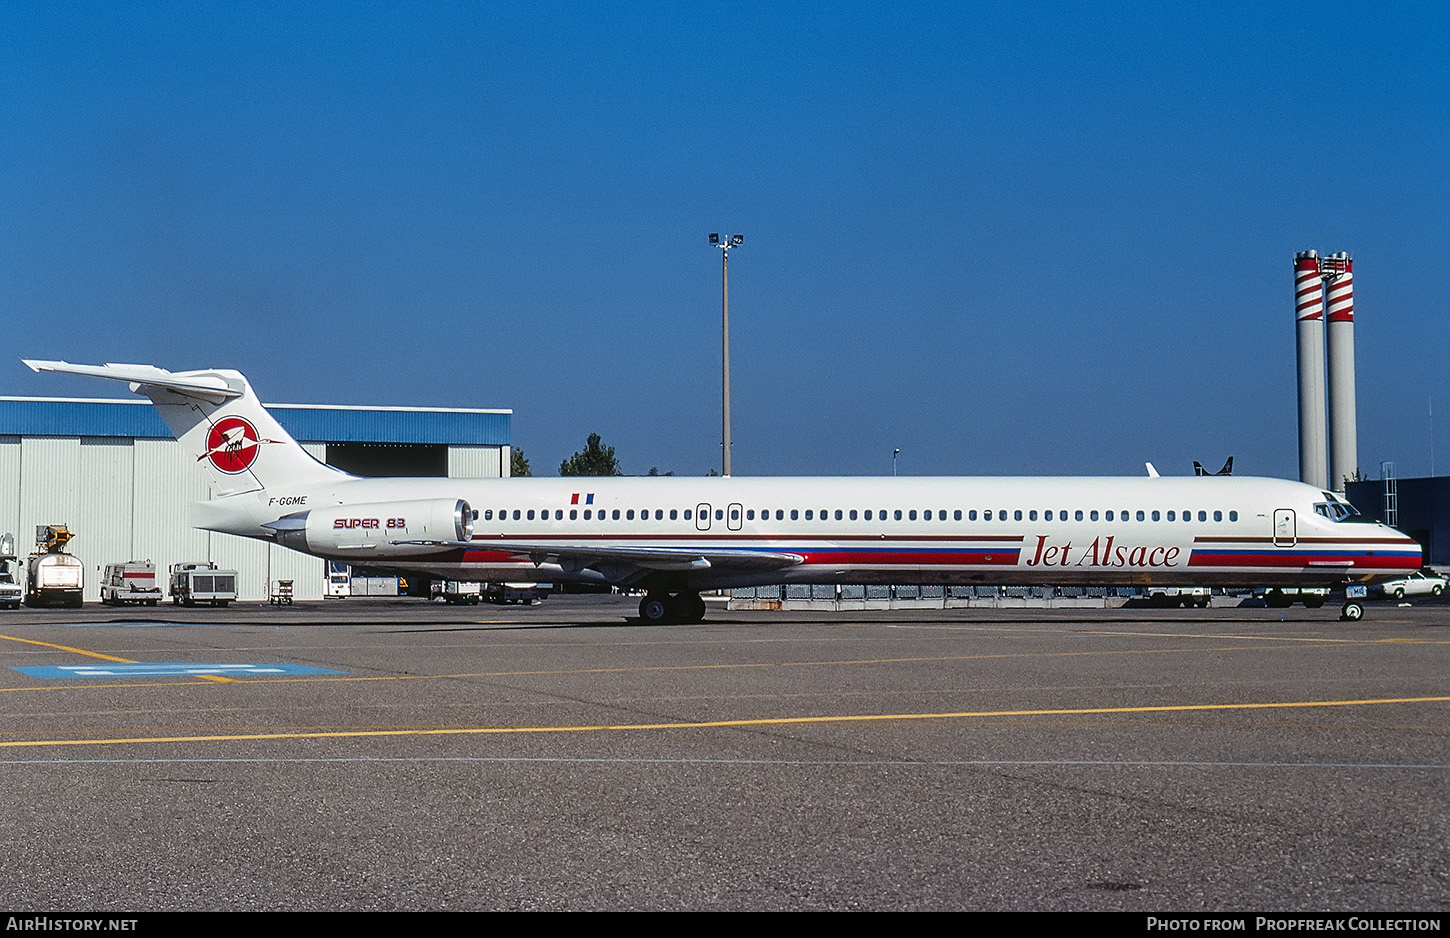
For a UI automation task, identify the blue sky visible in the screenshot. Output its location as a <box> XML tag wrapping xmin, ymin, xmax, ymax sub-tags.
<box><xmin>3</xmin><ymin>2</ymin><xmax>1446</xmax><ymax>480</ymax></box>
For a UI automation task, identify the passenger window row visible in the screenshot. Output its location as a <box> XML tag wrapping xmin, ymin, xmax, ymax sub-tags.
<box><xmin>477</xmin><ymin>507</ymin><xmax>1241</xmax><ymax>524</ymax></box>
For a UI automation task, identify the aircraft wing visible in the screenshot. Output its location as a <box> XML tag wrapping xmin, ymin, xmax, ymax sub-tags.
<box><xmin>395</xmin><ymin>538</ymin><xmax>805</xmax><ymax>574</ymax></box>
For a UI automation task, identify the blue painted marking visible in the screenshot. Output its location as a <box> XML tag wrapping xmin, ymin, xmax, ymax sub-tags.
<box><xmin>14</xmin><ymin>662</ymin><xmax>346</xmax><ymax>679</ymax></box>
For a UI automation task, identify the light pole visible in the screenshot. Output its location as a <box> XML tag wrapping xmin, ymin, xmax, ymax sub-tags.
<box><xmin>709</xmin><ymin>233</ymin><xmax>743</xmax><ymax>476</ymax></box>
<box><xmin>893</xmin><ymin>448</ymin><xmax>900</xmax><ymax>476</ymax></box>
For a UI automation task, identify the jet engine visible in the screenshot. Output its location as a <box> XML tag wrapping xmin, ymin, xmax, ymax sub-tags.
<box><xmin>266</xmin><ymin>498</ymin><xmax>473</xmax><ymax>557</ymax></box>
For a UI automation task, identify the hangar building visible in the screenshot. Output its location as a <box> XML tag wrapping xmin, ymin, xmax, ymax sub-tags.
<box><xmin>1</xmin><ymin>396</ymin><xmax>511</xmax><ymax>602</ymax></box>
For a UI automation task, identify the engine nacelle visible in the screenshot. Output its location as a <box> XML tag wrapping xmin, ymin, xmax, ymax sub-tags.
<box><xmin>268</xmin><ymin>498</ymin><xmax>473</xmax><ymax>558</ymax></box>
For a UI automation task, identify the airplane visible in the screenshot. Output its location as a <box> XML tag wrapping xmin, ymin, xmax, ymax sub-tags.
<box><xmin>23</xmin><ymin>359</ymin><xmax>1423</xmax><ymax>623</ymax></box>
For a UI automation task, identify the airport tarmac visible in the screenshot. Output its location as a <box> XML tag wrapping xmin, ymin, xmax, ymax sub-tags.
<box><xmin>1</xmin><ymin>595</ymin><xmax>1446</xmax><ymax>911</ymax></box>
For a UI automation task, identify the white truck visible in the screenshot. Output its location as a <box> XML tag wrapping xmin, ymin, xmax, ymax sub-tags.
<box><xmin>169</xmin><ymin>562</ymin><xmax>238</xmax><ymax>607</ymax></box>
<box><xmin>0</xmin><ymin>534</ymin><xmax>22</xmax><ymax>610</ymax></box>
<box><xmin>436</xmin><ymin>580</ymin><xmax>483</xmax><ymax>604</ymax></box>
<box><xmin>100</xmin><ymin>561</ymin><xmax>163</xmax><ymax>606</ymax></box>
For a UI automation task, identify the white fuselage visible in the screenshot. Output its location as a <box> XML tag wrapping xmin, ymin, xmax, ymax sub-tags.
<box><xmin>208</xmin><ymin>473</ymin><xmax>1421</xmax><ymax>591</ymax></box>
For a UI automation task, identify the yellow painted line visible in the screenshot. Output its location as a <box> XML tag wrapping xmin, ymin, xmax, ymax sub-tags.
<box><xmin>1</xmin><ymin>694</ymin><xmax>1446</xmax><ymax>750</ymax></box>
<box><xmin>890</xmin><ymin>623</ymin><xmax>1450</xmax><ymax>645</ymax></box>
<box><xmin>0</xmin><ymin>632</ymin><xmax>137</xmax><ymax>663</ymax></box>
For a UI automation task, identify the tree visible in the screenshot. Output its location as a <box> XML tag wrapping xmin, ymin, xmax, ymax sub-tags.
<box><xmin>560</xmin><ymin>433</ymin><xmax>622</xmax><ymax>476</ymax></box>
<box><xmin>510</xmin><ymin>447</ymin><xmax>531</xmax><ymax>477</ymax></box>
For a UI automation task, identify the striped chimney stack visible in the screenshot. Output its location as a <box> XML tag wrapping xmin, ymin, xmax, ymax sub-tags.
<box><xmin>1323</xmin><ymin>253</ymin><xmax>1356</xmax><ymax>492</ymax></box>
<box><xmin>1294</xmin><ymin>250</ymin><xmax>1357</xmax><ymax>493</ymax></box>
<box><xmin>1294</xmin><ymin>251</ymin><xmax>1327</xmax><ymax>490</ymax></box>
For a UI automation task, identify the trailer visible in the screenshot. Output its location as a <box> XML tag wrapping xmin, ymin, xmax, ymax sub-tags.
<box><xmin>169</xmin><ymin>562</ymin><xmax>238</xmax><ymax>607</ymax></box>
<box><xmin>100</xmin><ymin>561</ymin><xmax>163</xmax><ymax>606</ymax></box>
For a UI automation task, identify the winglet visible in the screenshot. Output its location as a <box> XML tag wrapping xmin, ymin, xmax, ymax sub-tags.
<box><xmin>1145</xmin><ymin>462</ymin><xmax>1160</xmax><ymax>478</ymax></box>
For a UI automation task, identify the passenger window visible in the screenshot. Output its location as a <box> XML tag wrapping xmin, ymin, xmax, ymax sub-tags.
<box><xmin>984</xmin><ymin>510</ymin><xmax>993</xmax><ymax>521</ymax></box>
<box><xmin>1213</xmin><ymin>510</ymin><xmax>1222</xmax><ymax>522</ymax></box>
<box><xmin>1151</xmin><ymin>510</ymin><xmax>1160</xmax><ymax>521</ymax></box>
<box><xmin>1229</xmin><ymin>510</ymin><xmax>1238</xmax><ymax>522</ymax></box>
<box><xmin>626</xmin><ymin>510</ymin><xmax>634</xmax><ymax>520</ymax></box>
<box><xmin>1014</xmin><ymin>510</ymin><xmax>1022</xmax><ymax>521</ymax></box>
<box><xmin>569</xmin><ymin>509</ymin><xmax>577</xmax><ymax>520</ymax></box>
<box><xmin>670</xmin><ymin>509</ymin><xmax>678</xmax><ymax>520</ymax></box>
<box><xmin>1198</xmin><ymin>510</ymin><xmax>1207</xmax><ymax>522</ymax></box>
<box><xmin>612</xmin><ymin>509</ymin><xmax>621</xmax><ymax>520</ymax></box>
<box><xmin>849</xmin><ymin>510</ymin><xmax>857</xmax><ymax>520</ymax></box>
<box><xmin>715</xmin><ymin>509</ymin><xmax>724</xmax><ymax>521</ymax></box>
<box><xmin>1074</xmin><ymin>510</ymin><xmax>1083</xmax><ymax>521</ymax></box>
<box><xmin>777</xmin><ymin>510</ymin><xmax>785</xmax><ymax>520</ymax></box>
<box><xmin>864</xmin><ymin>510</ymin><xmax>873</xmax><ymax>520</ymax></box>
<box><xmin>835</xmin><ymin>509</ymin><xmax>843</xmax><ymax>520</ymax></box>
<box><xmin>805</xmin><ymin>510</ymin><xmax>813</xmax><ymax>520</ymax></box>
<box><xmin>969</xmin><ymin>510</ymin><xmax>978</xmax><ymax>521</ymax></box>
<box><xmin>1045</xmin><ymin>510</ymin><xmax>1053</xmax><ymax>521</ymax></box>
<box><xmin>1029</xmin><ymin>510</ymin><xmax>1038</xmax><ymax>521</ymax></box>
<box><xmin>1105</xmin><ymin>511</ymin><xmax>1113</xmax><ymax>521</ymax></box>
<box><xmin>791</xmin><ymin>510</ymin><xmax>799</xmax><ymax>520</ymax></box>
<box><xmin>1136</xmin><ymin>510</ymin><xmax>1145</xmax><ymax>521</ymax></box>
<box><xmin>1167</xmin><ymin>511</ymin><xmax>1176</xmax><ymax>521</ymax></box>
<box><xmin>954</xmin><ymin>510</ymin><xmax>962</xmax><ymax>521</ymax></box>
<box><xmin>484</xmin><ymin>509</ymin><xmax>493</xmax><ymax>521</ymax></box>
<box><xmin>527</xmin><ymin>509</ymin><xmax>535</xmax><ymax>520</ymax></box>
<box><xmin>1090</xmin><ymin>510</ymin><xmax>1099</xmax><ymax>521</ymax></box>
<box><xmin>746</xmin><ymin>509</ymin><xmax>754</xmax><ymax>521</ymax></box>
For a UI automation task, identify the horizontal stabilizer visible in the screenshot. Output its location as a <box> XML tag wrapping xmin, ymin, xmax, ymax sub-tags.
<box><xmin>22</xmin><ymin>360</ymin><xmax>241</xmax><ymax>402</ymax></box>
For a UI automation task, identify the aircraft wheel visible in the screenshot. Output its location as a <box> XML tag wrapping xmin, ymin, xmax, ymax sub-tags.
<box><xmin>1340</xmin><ymin>601</ymin><xmax>1365</xmax><ymax>622</ymax></box>
<box><xmin>684</xmin><ymin>594</ymin><xmax>707</xmax><ymax>623</ymax></box>
<box><xmin>1304</xmin><ymin>598</ymin><xmax>1325</xmax><ymax>609</ymax></box>
<box><xmin>639</xmin><ymin>595</ymin><xmax>670</xmax><ymax>624</ymax></box>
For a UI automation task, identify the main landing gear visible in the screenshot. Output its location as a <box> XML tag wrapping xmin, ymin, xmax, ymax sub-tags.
<box><xmin>638</xmin><ymin>591</ymin><xmax>707</xmax><ymax>625</ymax></box>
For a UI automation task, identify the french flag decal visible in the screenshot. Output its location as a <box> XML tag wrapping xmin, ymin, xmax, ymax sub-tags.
<box><xmin>570</xmin><ymin>493</ymin><xmax>595</xmax><ymax>505</ymax></box>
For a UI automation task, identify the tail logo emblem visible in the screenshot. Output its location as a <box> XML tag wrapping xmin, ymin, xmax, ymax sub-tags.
<box><xmin>201</xmin><ymin>416</ymin><xmax>265</xmax><ymax>474</ymax></box>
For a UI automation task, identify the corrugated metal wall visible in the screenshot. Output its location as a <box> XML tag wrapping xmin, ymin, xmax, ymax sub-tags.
<box><xmin>448</xmin><ymin>445</ymin><xmax>504</xmax><ymax>479</ymax></box>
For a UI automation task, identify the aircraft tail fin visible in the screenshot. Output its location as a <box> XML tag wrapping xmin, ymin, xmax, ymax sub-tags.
<box><xmin>23</xmin><ymin>360</ymin><xmax>348</xmax><ymax>497</ymax></box>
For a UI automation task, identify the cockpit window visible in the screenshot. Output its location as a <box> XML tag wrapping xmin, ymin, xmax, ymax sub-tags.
<box><xmin>1314</xmin><ymin>499</ymin><xmax>1364</xmax><ymax>523</ymax></box>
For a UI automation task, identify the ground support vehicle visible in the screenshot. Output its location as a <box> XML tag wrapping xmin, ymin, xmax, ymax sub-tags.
<box><xmin>0</xmin><ymin>534</ymin><xmax>21</xmax><ymax>610</ymax></box>
<box><xmin>484</xmin><ymin>582</ymin><xmax>545</xmax><ymax>605</ymax></box>
<box><xmin>1144</xmin><ymin>586</ymin><xmax>1211</xmax><ymax>608</ymax></box>
<box><xmin>269</xmin><ymin>579</ymin><xmax>294</xmax><ymax>605</ymax></box>
<box><xmin>436</xmin><ymin>581</ymin><xmax>483</xmax><ymax>604</ymax></box>
<box><xmin>1256</xmin><ymin>586</ymin><xmax>1330</xmax><ymax>609</ymax></box>
<box><xmin>100</xmin><ymin>561</ymin><xmax>162</xmax><ymax>606</ymax></box>
<box><xmin>169</xmin><ymin>562</ymin><xmax>238</xmax><ymax>607</ymax></box>
<box><xmin>25</xmin><ymin>524</ymin><xmax>83</xmax><ymax>608</ymax></box>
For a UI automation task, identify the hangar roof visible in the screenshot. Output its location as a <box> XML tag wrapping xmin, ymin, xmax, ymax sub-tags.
<box><xmin>0</xmin><ymin>397</ymin><xmax>511</xmax><ymax>446</ymax></box>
